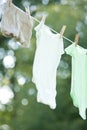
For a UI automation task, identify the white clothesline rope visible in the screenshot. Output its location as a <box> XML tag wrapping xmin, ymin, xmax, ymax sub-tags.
<box><xmin>31</xmin><ymin>16</ymin><xmax>74</xmax><ymax>44</ymax></box>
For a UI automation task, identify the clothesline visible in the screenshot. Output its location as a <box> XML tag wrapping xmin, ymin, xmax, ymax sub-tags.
<box><xmin>31</xmin><ymin>16</ymin><xmax>74</xmax><ymax>44</ymax></box>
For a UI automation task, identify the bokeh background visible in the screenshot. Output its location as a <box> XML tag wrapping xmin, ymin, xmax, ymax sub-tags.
<box><xmin>0</xmin><ymin>0</ymin><xmax>87</xmax><ymax>130</ymax></box>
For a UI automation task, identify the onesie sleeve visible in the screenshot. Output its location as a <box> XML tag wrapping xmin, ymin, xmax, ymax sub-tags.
<box><xmin>60</xmin><ymin>38</ymin><xmax>64</xmax><ymax>55</ymax></box>
<box><xmin>34</xmin><ymin>21</ymin><xmax>44</xmax><ymax>32</ymax></box>
<box><xmin>65</xmin><ymin>43</ymin><xmax>75</xmax><ymax>56</ymax></box>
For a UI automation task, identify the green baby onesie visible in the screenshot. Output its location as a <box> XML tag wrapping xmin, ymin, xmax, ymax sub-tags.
<box><xmin>65</xmin><ymin>43</ymin><xmax>87</xmax><ymax>120</ymax></box>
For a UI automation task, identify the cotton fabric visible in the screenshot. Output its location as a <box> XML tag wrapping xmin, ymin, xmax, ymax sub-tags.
<box><xmin>0</xmin><ymin>1</ymin><xmax>33</xmax><ymax>47</ymax></box>
<box><xmin>32</xmin><ymin>21</ymin><xmax>64</xmax><ymax>109</ymax></box>
<box><xmin>65</xmin><ymin>43</ymin><xmax>87</xmax><ymax>120</ymax></box>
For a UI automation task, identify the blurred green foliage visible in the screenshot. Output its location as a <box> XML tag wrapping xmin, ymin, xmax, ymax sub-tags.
<box><xmin>0</xmin><ymin>0</ymin><xmax>87</xmax><ymax>130</ymax></box>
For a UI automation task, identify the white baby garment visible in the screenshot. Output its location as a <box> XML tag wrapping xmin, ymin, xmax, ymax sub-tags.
<box><xmin>65</xmin><ymin>43</ymin><xmax>87</xmax><ymax>120</ymax></box>
<box><xmin>32</xmin><ymin>21</ymin><xmax>64</xmax><ymax>109</ymax></box>
<box><xmin>0</xmin><ymin>1</ymin><xmax>33</xmax><ymax>47</ymax></box>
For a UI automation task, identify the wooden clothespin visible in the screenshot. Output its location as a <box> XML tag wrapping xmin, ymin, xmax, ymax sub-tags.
<box><xmin>59</xmin><ymin>25</ymin><xmax>66</xmax><ymax>39</ymax></box>
<box><xmin>25</xmin><ymin>6</ymin><xmax>30</xmax><ymax>15</ymax></box>
<box><xmin>41</xmin><ymin>15</ymin><xmax>47</xmax><ymax>23</ymax></box>
<box><xmin>8</xmin><ymin>0</ymin><xmax>12</xmax><ymax>7</ymax></box>
<box><xmin>74</xmin><ymin>34</ymin><xmax>79</xmax><ymax>47</ymax></box>
<box><xmin>25</xmin><ymin>6</ymin><xmax>32</xmax><ymax>25</ymax></box>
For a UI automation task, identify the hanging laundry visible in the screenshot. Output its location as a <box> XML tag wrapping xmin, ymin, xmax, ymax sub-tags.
<box><xmin>65</xmin><ymin>43</ymin><xmax>87</xmax><ymax>120</ymax></box>
<box><xmin>32</xmin><ymin>21</ymin><xmax>64</xmax><ymax>109</ymax></box>
<box><xmin>0</xmin><ymin>0</ymin><xmax>7</xmax><ymax>5</ymax></box>
<box><xmin>0</xmin><ymin>1</ymin><xmax>33</xmax><ymax>47</ymax></box>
